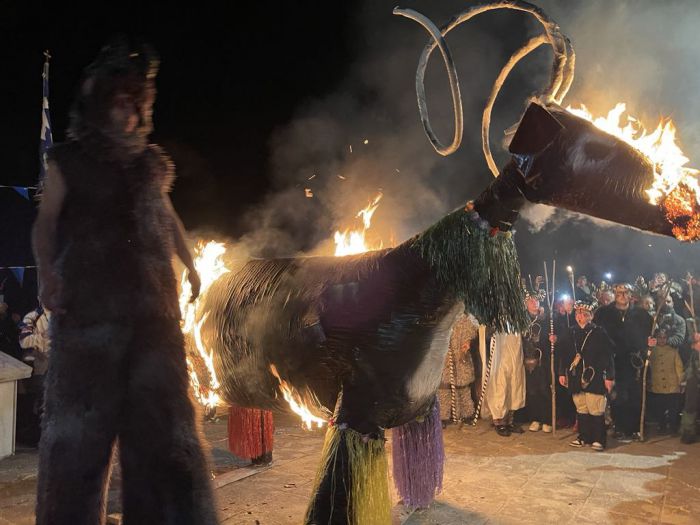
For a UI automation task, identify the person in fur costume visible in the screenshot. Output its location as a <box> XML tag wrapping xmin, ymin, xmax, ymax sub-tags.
<box><xmin>438</xmin><ymin>311</ymin><xmax>478</xmax><ymax>425</ymax></box>
<box><xmin>32</xmin><ymin>37</ymin><xmax>219</xmax><ymax>525</ymax></box>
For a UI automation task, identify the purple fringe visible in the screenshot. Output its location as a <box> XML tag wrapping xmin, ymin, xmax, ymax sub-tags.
<box><xmin>391</xmin><ymin>398</ymin><xmax>445</xmax><ymax>509</ymax></box>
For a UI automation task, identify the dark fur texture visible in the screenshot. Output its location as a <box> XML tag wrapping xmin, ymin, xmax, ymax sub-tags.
<box><xmin>203</xmin><ymin>209</ymin><xmax>525</xmax><ymax>434</ymax></box>
<box><xmin>37</xmin><ymin>38</ymin><xmax>218</xmax><ymax>525</ymax></box>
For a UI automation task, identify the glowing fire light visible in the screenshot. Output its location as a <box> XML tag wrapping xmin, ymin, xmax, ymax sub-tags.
<box><xmin>179</xmin><ymin>241</ymin><xmax>230</xmax><ymax>410</ymax></box>
<box><xmin>334</xmin><ymin>193</ymin><xmax>384</xmax><ymax>256</ymax></box>
<box><xmin>269</xmin><ymin>364</ymin><xmax>326</xmax><ymax>430</ymax></box>
<box><xmin>566</xmin><ymin>103</ymin><xmax>700</xmax><ymax>241</ymax></box>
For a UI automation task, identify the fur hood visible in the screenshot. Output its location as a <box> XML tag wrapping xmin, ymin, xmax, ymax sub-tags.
<box><xmin>67</xmin><ymin>35</ymin><xmax>159</xmax><ymax>164</ymax></box>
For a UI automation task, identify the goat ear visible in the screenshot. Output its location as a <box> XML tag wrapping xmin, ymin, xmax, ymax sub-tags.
<box><xmin>508</xmin><ymin>102</ymin><xmax>564</xmax><ymax>155</ymax></box>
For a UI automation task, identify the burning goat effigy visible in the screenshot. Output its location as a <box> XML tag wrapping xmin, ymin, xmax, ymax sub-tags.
<box><xmin>182</xmin><ymin>1</ymin><xmax>700</xmax><ymax>524</ymax></box>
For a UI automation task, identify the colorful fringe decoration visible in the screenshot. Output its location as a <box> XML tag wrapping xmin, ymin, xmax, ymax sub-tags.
<box><xmin>411</xmin><ymin>207</ymin><xmax>527</xmax><ymax>333</ymax></box>
<box><xmin>391</xmin><ymin>399</ymin><xmax>445</xmax><ymax>510</ymax></box>
<box><xmin>305</xmin><ymin>425</ymin><xmax>391</xmax><ymax>525</ymax></box>
<box><xmin>227</xmin><ymin>405</ymin><xmax>274</xmax><ymax>459</ymax></box>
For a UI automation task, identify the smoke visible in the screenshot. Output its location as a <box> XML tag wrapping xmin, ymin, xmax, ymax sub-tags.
<box><xmin>536</xmin><ymin>0</ymin><xmax>700</xmax><ymax>150</ymax></box>
<box><xmin>228</xmin><ymin>0</ymin><xmax>540</xmax><ymax>258</ymax></box>
<box><xmin>183</xmin><ymin>0</ymin><xmax>700</xmax><ymax>282</ymax></box>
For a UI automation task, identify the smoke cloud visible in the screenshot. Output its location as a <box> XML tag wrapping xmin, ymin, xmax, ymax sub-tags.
<box><xmin>191</xmin><ymin>1</ymin><xmax>700</xmax><ymax>282</ymax></box>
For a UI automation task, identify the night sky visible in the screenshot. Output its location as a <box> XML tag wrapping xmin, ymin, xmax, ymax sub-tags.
<box><xmin>2</xmin><ymin>1</ymin><xmax>700</xmax><ymax>311</ymax></box>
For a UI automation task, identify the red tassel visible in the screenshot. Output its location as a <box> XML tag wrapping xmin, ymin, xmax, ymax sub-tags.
<box><xmin>227</xmin><ymin>405</ymin><xmax>274</xmax><ymax>459</ymax></box>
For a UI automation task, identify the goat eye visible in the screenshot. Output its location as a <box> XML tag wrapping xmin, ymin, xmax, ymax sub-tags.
<box><xmin>584</xmin><ymin>141</ymin><xmax>612</xmax><ymax>161</ymax></box>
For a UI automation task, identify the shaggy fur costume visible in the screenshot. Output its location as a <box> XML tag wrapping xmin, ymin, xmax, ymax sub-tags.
<box><xmin>438</xmin><ymin>312</ymin><xmax>478</xmax><ymax>422</ymax></box>
<box><xmin>36</xmin><ymin>37</ymin><xmax>218</xmax><ymax>525</ymax></box>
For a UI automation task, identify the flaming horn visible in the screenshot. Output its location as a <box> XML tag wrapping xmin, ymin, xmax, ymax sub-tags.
<box><xmin>395</xmin><ymin>0</ymin><xmax>700</xmax><ymax>241</ymax></box>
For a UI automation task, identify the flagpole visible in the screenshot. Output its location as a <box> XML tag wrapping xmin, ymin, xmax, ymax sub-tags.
<box><xmin>39</xmin><ymin>49</ymin><xmax>53</xmax><ymax>186</ymax></box>
<box><xmin>37</xmin><ymin>49</ymin><xmax>53</xmax><ymax>301</ymax></box>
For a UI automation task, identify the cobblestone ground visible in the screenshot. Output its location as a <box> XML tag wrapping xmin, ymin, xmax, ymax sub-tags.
<box><xmin>1</xmin><ymin>411</ymin><xmax>699</xmax><ymax>524</ymax></box>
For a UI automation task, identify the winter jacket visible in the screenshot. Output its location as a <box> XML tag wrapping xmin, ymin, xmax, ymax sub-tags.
<box><xmin>20</xmin><ymin>308</ymin><xmax>51</xmax><ymax>375</ymax></box>
<box><xmin>557</xmin><ymin>323</ymin><xmax>615</xmax><ymax>396</ymax></box>
<box><xmin>648</xmin><ymin>345</ymin><xmax>684</xmax><ymax>394</ymax></box>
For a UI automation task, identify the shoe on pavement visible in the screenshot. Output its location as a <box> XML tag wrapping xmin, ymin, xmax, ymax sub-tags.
<box><xmin>508</xmin><ymin>424</ymin><xmax>525</xmax><ymax>434</ymax></box>
<box><xmin>681</xmin><ymin>431</ymin><xmax>696</xmax><ymax>444</ymax></box>
<box><xmin>615</xmin><ymin>432</ymin><xmax>633</xmax><ymax>443</ymax></box>
<box><xmin>496</xmin><ymin>425</ymin><xmax>511</xmax><ymax>437</ymax></box>
<box><xmin>569</xmin><ymin>438</ymin><xmax>585</xmax><ymax>448</ymax></box>
<box><xmin>542</xmin><ymin>424</ymin><xmax>552</xmax><ymax>433</ymax></box>
<box><xmin>529</xmin><ymin>421</ymin><xmax>542</xmax><ymax>432</ymax></box>
<box><xmin>591</xmin><ymin>442</ymin><xmax>604</xmax><ymax>452</ymax></box>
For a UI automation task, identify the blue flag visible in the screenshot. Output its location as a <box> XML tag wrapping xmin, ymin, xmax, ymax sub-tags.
<box><xmin>13</xmin><ymin>187</ymin><xmax>29</xmax><ymax>200</ymax></box>
<box><xmin>10</xmin><ymin>268</ymin><xmax>25</xmax><ymax>287</ymax></box>
<box><xmin>39</xmin><ymin>51</ymin><xmax>53</xmax><ymax>183</ymax></box>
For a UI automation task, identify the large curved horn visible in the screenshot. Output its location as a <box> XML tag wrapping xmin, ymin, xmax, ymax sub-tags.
<box><xmin>392</xmin><ymin>8</ymin><xmax>463</xmax><ymax>156</ymax></box>
<box><xmin>395</xmin><ymin>1</ymin><xmax>575</xmax><ymax>173</ymax></box>
<box><xmin>482</xmin><ymin>35</ymin><xmax>549</xmax><ymax>176</ymax></box>
<box><xmin>556</xmin><ymin>37</ymin><xmax>576</xmax><ymax>103</ymax></box>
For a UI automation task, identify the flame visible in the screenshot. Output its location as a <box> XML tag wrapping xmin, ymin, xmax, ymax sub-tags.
<box><xmin>179</xmin><ymin>241</ymin><xmax>230</xmax><ymax>410</ymax></box>
<box><xmin>566</xmin><ymin>103</ymin><xmax>700</xmax><ymax>241</ymax></box>
<box><xmin>334</xmin><ymin>193</ymin><xmax>384</xmax><ymax>255</ymax></box>
<box><xmin>269</xmin><ymin>364</ymin><xmax>326</xmax><ymax>430</ymax></box>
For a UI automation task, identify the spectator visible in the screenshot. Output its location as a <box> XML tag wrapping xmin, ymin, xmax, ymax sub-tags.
<box><xmin>594</xmin><ymin>283</ymin><xmax>652</xmax><ymax>441</ymax></box>
<box><xmin>650</xmin><ymin>272</ymin><xmax>685</xmax><ymax>315</ymax></box>
<box><xmin>522</xmin><ymin>289</ymin><xmax>552</xmax><ymax>433</ymax></box>
<box><xmin>486</xmin><ymin>332</ymin><xmax>526</xmax><ymax>437</ymax></box>
<box><xmin>20</xmin><ymin>303</ymin><xmax>52</xmax><ymax>376</ymax></box>
<box><xmin>639</xmin><ymin>295</ymin><xmax>655</xmax><ymax>317</ymax></box>
<box><xmin>647</xmin><ymin>329</ymin><xmax>684</xmax><ymax>435</ymax></box>
<box><xmin>575</xmin><ymin>275</ymin><xmax>595</xmax><ymax>303</ymax></box>
<box><xmin>657</xmin><ymin>294</ymin><xmax>686</xmax><ymax>349</ymax></box>
<box><xmin>681</xmin><ymin>333</ymin><xmax>700</xmax><ymax>443</ymax></box>
<box><xmin>558</xmin><ymin>299</ymin><xmax>615</xmax><ymax>451</ymax></box>
<box><xmin>598</xmin><ymin>289</ymin><xmax>615</xmax><ymax>307</ymax></box>
<box><xmin>16</xmin><ymin>303</ymin><xmax>51</xmax><ymax>445</ymax></box>
<box><xmin>554</xmin><ymin>296</ymin><xmax>575</xmax><ymax>336</ymax></box>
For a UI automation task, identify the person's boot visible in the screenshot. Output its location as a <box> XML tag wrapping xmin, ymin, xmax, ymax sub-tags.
<box><xmin>680</xmin><ymin>412</ymin><xmax>697</xmax><ymax>444</ymax></box>
<box><xmin>570</xmin><ymin>414</ymin><xmax>588</xmax><ymax>447</ymax></box>
<box><xmin>590</xmin><ymin>415</ymin><xmax>606</xmax><ymax>451</ymax></box>
<box><xmin>579</xmin><ymin>414</ymin><xmax>592</xmax><ymax>444</ymax></box>
<box><xmin>495</xmin><ymin>424</ymin><xmax>511</xmax><ymax>437</ymax></box>
<box><xmin>251</xmin><ymin>451</ymin><xmax>273</xmax><ymax>466</ymax></box>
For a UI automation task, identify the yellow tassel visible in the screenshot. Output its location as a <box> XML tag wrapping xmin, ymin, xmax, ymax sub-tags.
<box><xmin>304</xmin><ymin>424</ymin><xmax>343</xmax><ymax>524</ymax></box>
<box><xmin>346</xmin><ymin>429</ymin><xmax>391</xmax><ymax>525</ymax></box>
<box><xmin>304</xmin><ymin>425</ymin><xmax>391</xmax><ymax>525</ymax></box>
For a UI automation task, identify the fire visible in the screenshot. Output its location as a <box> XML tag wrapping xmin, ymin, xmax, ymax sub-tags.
<box><xmin>179</xmin><ymin>241</ymin><xmax>230</xmax><ymax>410</ymax></box>
<box><xmin>334</xmin><ymin>193</ymin><xmax>384</xmax><ymax>255</ymax></box>
<box><xmin>269</xmin><ymin>364</ymin><xmax>326</xmax><ymax>430</ymax></box>
<box><xmin>566</xmin><ymin>103</ymin><xmax>700</xmax><ymax>241</ymax></box>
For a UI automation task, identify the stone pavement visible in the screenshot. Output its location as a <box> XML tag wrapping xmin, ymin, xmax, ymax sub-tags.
<box><xmin>1</xmin><ymin>411</ymin><xmax>699</xmax><ymax>524</ymax></box>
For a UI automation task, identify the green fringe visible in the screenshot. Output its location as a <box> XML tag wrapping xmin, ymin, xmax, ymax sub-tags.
<box><xmin>411</xmin><ymin>208</ymin><xmax>527</xmax><ymax>332</ymax></box>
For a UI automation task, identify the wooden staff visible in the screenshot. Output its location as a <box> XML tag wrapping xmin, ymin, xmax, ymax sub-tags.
<box><xmin>685</xmin><ymin>272</ymin><xmax>696</xmax><ymax>321</ymax></box>
<box><xmin>566</xmin><ymin>265</ymin><xmax>576</xmax><ymax>301</ymax></box>
<box><xmin>544</xmin><ymin>260</ymin><xmax>557</xmax><ymax>435</ymax></box>
<box><xmin>639</xmin><ymin>283</ymin><xmax>672</xmax><ymax>441</ymax></box>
